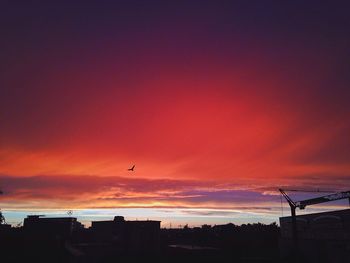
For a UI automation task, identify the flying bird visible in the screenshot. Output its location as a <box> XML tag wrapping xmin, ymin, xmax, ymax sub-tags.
<box><xmin>128</xmin><ymin>165</ymin><xmax>135</xmax><ymax>171</ymax></box>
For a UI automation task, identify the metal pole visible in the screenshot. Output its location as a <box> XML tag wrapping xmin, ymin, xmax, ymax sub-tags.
<box><xmin>290</xmin><ymin>205</ymin><xmax>298</xmax><ymax>261</ymax></box>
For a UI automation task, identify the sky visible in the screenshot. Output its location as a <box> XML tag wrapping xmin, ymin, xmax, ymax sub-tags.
<box><xmin>1</xmin><ymin>1</ymin><xmax>350</xmax><ymax>227</ymax></box>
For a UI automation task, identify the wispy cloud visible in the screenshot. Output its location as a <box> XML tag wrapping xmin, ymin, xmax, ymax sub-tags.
<box><xmin>0</xmin><ymin>174</ymin><xmax>347</xmax><ymax>213</ymax></box>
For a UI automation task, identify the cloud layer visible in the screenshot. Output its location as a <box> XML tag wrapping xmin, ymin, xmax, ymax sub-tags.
<box><xmin>1</xmin><ymin>174</ymin><xmax>349</xmax><ymax>213</ymax></box>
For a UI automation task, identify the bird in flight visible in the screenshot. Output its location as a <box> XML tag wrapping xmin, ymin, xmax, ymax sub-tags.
<box><xmin>128</xmin><ymin>165</ymin><xmax>135</xmax><ymax>171</ymax></box>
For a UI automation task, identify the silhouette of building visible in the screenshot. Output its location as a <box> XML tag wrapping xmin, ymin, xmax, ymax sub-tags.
<box><xmin>0</xmin><ymin>214</ymin><xmax>282</xmax><ymax>262</ymax></box>
<box><xmin>279</xmin><ymin>209</ymin><xmax>350</xmax><ymax>262</ymax></box>
<box><xmin>0</xmin><ymin>223</ymin><xmax>11</xmax><ymax>231</ymax></box>
<box><xmin>91</xmin><ymin>216</ymin><xmax>160</xmax><ymax>252</ymax></box>
<box><xmin>23</xmin><ymin>215</ymin><xmax>83</xmax><ymax>239</ymax></box>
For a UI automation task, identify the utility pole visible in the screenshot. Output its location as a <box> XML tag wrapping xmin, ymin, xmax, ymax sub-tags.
<box><xmin>279</xmin><ymin>189</ymin><xmax>298</xmax><ymax>260</ymax></box>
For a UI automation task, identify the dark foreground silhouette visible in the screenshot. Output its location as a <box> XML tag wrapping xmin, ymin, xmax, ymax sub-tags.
<box><xmin>0</xmin><ymin>215</ymin><xmax>280</xmax><ymax>263</ymax></box>
<box><xmin>2</xmin><ymin>211</ymin><xmax>350</xmax><ymax>263</ymax></box>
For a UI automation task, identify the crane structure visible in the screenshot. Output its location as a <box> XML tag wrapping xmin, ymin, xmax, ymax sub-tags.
<box><xmin>279</xmin><ymin>188</ymin><xmax>350</xmax><ymax>259</ymax></box>
<box><xmin>280</xmin><ymin>189</ymin><xmax>350</xmax><ymax>210</ymax></box>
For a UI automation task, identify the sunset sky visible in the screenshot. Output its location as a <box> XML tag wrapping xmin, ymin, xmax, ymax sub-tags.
<box><xmin>1</xmin><ymin>1</ymin><xmax>350</xmax><ymax>226</ymax></box>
